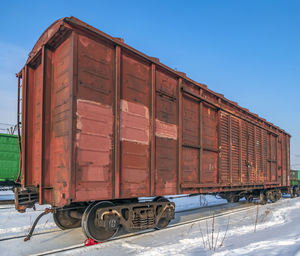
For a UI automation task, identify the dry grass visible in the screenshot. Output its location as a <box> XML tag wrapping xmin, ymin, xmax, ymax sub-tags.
<box><xmin>253</xmin><ymin>204</ymin><xmax>274</xmax><ymax>232</ymax></box>
<box><xmin>199</xmin><ymin>214</ymin><xmax>230</xmax><ymax>251</ymax></box>
<box><xmin>254</xmin><ymin>205</ymin><xmax>259</xmax><ymax>232</ymax></box>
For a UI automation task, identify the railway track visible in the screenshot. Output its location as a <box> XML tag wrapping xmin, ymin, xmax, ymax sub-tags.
<box><xmin>0</xmin><ymin>229</ymin><xmax>61</xmax><ymax>242</ymax></box>
<box><xmin>30</xmin><ymin>201</ymin><xmax>257</xmax><ymax>256</ymax></box>
<box><xmin>0</xmin><ymin>200</ymin><xmax>14</xmax><ymax>205</ymax></box>
<box><xmin>1</xmin><ymin>197</ymin><xmax>293</xmax><ymax>256</ymax></box>
<box><xmin>0</xmin><ymin>203</ymin><xmax>226</xmax><ymax>242</ymax></box>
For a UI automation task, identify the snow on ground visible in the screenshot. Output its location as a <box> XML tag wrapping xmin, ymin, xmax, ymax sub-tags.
<box><xmin>167</xmin><ymin>194</ymin><xmax>227</xmax><ymax>212</ymax></box>
<box><xmin>0</xmin><ymin>194</ymin><xmax>223</xmax><ymax>240</ymax></box>
<box><xmin>0</xmin><ymin>190</ymin><xmax>56</xmax><ymax>238</ymax></box>
<box><xmin>60</xmin><ymin>197</ymin><xmax>300</xmax><ymax>256</ymax></box>
<box><xmin>1</xmin><ymin>194</ymin><xmax>300</xmax><ymax>255</ymax></box>
<box><xmin>0</xmin><ymin>189</ymin><xmax>14</xmax><ymax>201</ymax></box>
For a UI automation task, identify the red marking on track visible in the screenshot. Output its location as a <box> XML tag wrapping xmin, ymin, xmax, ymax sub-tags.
<box><xmin>84</xmin><ymin>238</ymin><xmax>103</xmax><ymax>246</ymax></box>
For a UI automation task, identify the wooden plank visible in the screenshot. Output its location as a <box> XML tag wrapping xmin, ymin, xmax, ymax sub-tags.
<box><xmin>286</xmin><ymin>135</ymin><xmax>289</xmax><ymax>187</ymax></box>
<box><xmin>217</xmin><ymin>98</ymin><xmax>222</xmax><ymax>184</ymax></box>
<box><xmin>228</xmin><ymin>115</ymin><xmax>232</xmax><ymax>184</ymax></box>
<box><xmin>150</xmin><ymin>63</ymin><xmax>156</xmax><ymax>195</ymax></box>
<box><xmin>239</xmin><ymin>119</ymin><xmax>242</xmax><ymax>183</ymax></box>
<box><xmin>199</xmin><ymin>97</ymin><xmax>203</xmax><ymax>184</ymax></box>
<box><xmin>113</xmin><ymin>45</ymin><xmax>121</xmax><ymax>198</ymax></box>
<box><xmin>246</xmin><ymin>123</ymin><xmax>249</xmax><ymax>182</ymax></box>
<box><xmin>254</xmin><ymin>126</ymin><xmax>257</xmax><ymax>183</ymax></box>
<box><xmin>70</xmin><ymin>32</ymin><xmax>78</xmax><ymax>201</ymax></box>
<box><xmin>261</xmin><ymin>129</ymin><xmax>264</xmax><ymax>182</ymax></box>
<box><xmin>21</xmin><ymin>66</ymin><xmax>28</xmax><ymax>186</ymax></box>
<box><xmin>276</xmin><ymin>136</ymin><xmax>278</xmax><ymax>182</ymax></box>
<box><xmin>177</xmin><ymin>78</ymin><xmax>182</xmax><ymax>194</ymax></box>
<box><xmin>39</xmin><ymin>46</ymin><xmax>46</xmax><ymax>204</ymax></box>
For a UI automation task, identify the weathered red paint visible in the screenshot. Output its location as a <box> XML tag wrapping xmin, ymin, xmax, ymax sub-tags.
<box><xmin>18</xmin><ymin>17</ymin><xmax>291</xmax><ymax>208</ymax></box>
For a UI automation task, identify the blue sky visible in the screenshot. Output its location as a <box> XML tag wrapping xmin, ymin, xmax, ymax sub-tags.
<box><xmin>0</xmin><ymin>0</ymin><xmax>299</xmax><ymax>167</ymax></box>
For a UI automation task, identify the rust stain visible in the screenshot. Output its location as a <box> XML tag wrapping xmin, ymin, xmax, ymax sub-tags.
<box><xmin>120</xmin><ymin>99</ymin><xmax>149</xmax><ymax>145</ymax></box>
<box><xmin>155</xmin><ymin>119</ymin><xmax>177</xmax><ymax>140</ymax></box>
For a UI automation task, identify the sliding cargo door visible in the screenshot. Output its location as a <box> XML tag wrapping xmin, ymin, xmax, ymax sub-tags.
<box><xmin>182</xmin><ymin>94</ymin><xmax>200</xmax><ymax>189</ymax></box>
<box><xmin>181</xmin><ymin>89</ymin><xmax>218</xmax><ymax>191</ymax></box>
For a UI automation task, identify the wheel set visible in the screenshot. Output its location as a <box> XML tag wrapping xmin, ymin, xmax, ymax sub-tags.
<box><xmin>81</xmin><ymin>201</ymin><xmax>119</xmax><ymax>241</ymax></box>
<box><xmin>54</xmin><ymin>198</ymin><xmax>175</xmax><ymax>242</ymax></box>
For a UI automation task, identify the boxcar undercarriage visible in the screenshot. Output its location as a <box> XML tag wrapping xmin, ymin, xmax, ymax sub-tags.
<box><xmin>15</xmin><ymin>186</ymin><xmax>296</xmax><ymax>242</ymax></box>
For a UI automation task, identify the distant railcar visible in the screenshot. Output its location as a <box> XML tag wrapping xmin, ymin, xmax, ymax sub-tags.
<box><xmin>290</xmin><ymin>170</ymin><xmax>300</xmax><ymax>196</ymax></box>
<box><xmin>15</xmin><ymin>17</ymin><xmax>291</xmax><ymax>242</ymax></box>
<box><xmin>0</xmin><ymin>133</ymin><xmax>19</xmax><ymax>186</ymax></box>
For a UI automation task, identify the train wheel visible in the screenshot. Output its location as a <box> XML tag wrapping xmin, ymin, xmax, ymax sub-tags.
<box><xmin>53</xmin><ymin>208</ymin><xmax>81</xmax><ymax>230</ymax></box>
<box><xmin>154</xmin><ymin>197</ymin><xmax>171</xmax><ymax>230</ymax></box>
<box><xmin>226</xmin><ymin>193</ymin><xmax>239</xmax><ymax>203</ymax></box>
<box><xmin>274</xmin><ymin>190</ymin><xmax>282</xmax><ymax>201</ymax></box>
<box><xmin>245</xmin><ymin>194</ymin><xmax>254</xmax><ymax>203</ymax></box>
<box><xmin>266</xmin><ymin>190</ymin><xmax>276</xmax><ymax>203</ymax></box>
<box><xmin>81</xmin><ymin>201</ymin><xmax>119</xmax><ymax>242</ymax></box>
<box><xmin>259</xmin><ymin>192</ymin><xmax>267</xmax><ymax>205</ymax></box>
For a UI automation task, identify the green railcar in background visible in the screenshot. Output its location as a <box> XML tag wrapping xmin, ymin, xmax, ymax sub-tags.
<box><xmin>290</xmin><ymin>170</ymin><xmax>300</xmax><ymax>185</ymax></box>
<box><xmin>0</xmin><ymin>133</ymin><xmax>20</xmax><ymax>186</ymax></box>
<box><xmin>290</xmin><ymin>169</ymin><xmax>300</xmax><ymax>197</ymax></box>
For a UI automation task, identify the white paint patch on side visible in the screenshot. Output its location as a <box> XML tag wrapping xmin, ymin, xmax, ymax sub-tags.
<box><xmin>155</xmin><ymin>119</ymin><xmax>178</xmax><ymax>140</ymax></box>
<box><xmin>120</xmin><ymin>99</ymin><xmax>149</xmax><ymax>145</ymax></box>
<box><xmin>76</xmin><ymin>99</ymin><xmax>113</xmax><ymax>186</ymax></box>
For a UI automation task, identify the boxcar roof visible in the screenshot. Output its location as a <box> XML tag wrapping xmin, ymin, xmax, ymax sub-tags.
<box><xmin>21</xmin><ymin>16</ymin><xmax>290</xmax><ymax>137</ymax></box>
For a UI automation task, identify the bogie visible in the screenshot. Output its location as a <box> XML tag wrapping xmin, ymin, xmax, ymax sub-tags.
<box><xmin>80</xmin><ymin>200</ymin><xmax>175</xmax><ymax>242</ymax></box>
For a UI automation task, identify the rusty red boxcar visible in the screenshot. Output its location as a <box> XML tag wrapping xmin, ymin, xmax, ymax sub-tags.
<box><xmin>15</xmin><ymin>17</ymin><xmax>291</xmax><ymax>241</ymax></box>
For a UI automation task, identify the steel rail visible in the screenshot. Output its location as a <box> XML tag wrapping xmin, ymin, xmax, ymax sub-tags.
<box><xmin>31</xmin><ymin>202</ymin><xmax>259</xmax><ymax>256</ymax></box>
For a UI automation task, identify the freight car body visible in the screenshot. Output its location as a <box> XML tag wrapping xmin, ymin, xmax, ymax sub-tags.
<box><xmin>15</xmin><ymin>17</ymin><xmax>291</xmax><ymax>241</ymax></box>
<box><xmin>0</xmin><ymin>133</ymin><xmax>19</xmax><ymax>187</ymax></box>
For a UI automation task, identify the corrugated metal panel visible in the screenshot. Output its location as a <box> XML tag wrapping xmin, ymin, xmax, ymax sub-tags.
<box><xmin>256</xmin><ymin>128</ymin><xmax>264</xmax><ymax>182</ymax></box>
<box><xmin>262</xmin><ymin>129</ymin><xmax>268</xmax><ymax>182</ymax></box>
<box><xmin>241</xmin><ymin>120</ymin><xmax>248</xmax><ymax>182</ymax></box>
<box><xmin>220</xmin><ymin>112</ymin><xmax>230</xmax><ymax>183</ymax></box>
<box><xmin>247</xmin><ymin>123</ymin><xmax>256</xmax><ymax>183</ymax></box>
<box><xmin>231</xmin><ymin>117</ymin><xmax>240</xmax><ymax>183</ymax></box>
